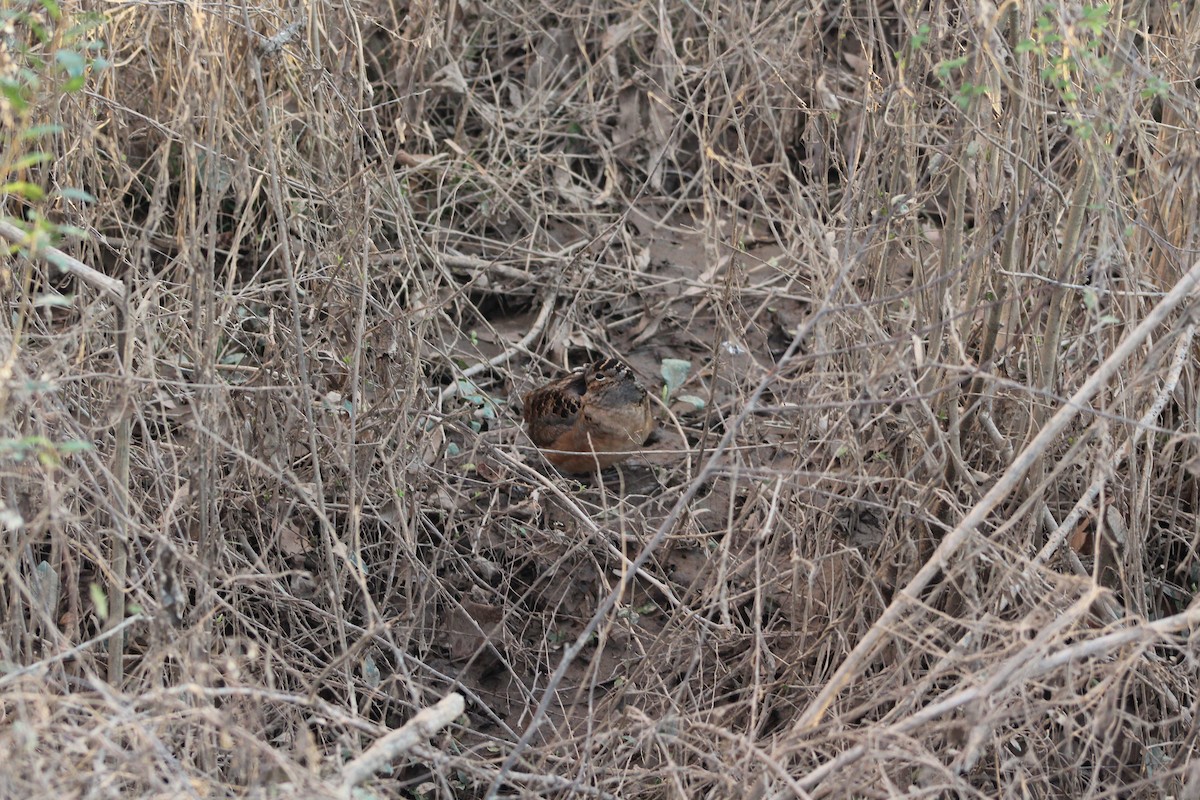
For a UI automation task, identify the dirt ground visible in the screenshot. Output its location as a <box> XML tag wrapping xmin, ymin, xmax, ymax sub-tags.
<box><xmin>2</xmin><ymin>0</ymin><xmax>1200</xmax><ymax>798</ymax></box>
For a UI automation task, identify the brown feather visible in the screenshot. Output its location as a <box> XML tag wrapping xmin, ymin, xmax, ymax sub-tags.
<box><xmin>523</xmin><ymin>359</ymin><xmax>654</xmax><ymax>473</ymax></box>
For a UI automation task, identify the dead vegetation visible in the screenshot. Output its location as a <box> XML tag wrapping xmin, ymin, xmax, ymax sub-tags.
<box><xmin>2</xmin><ymin>0</ymin><xmax>1200</xmax><ymax>797</ymax></box>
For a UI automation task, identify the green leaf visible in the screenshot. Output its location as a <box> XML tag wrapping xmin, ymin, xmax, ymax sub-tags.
<box><xmin>1079</xmin><ymin>4</ymin><xmax>1110</xmax><ymax>35</ymax></box>
<box><xmin>53</xmin><ymin>224</ymin><xmax>90</xmax><ymax>240</ymax></box>
<box><xmin>1</xmin><ymin>80</ymin><xmax>30</xmax><ymax>114</ymax></box>
<box><xmin>89</xmin><ymin>582</ymin><xmax>108</xmax><ymax>621</ymax></box>
<box><xmin>456</xmin><ymin>378</ymin><xmax>497</xmax><ymax>418</ymax></box>
<box><xmin>936</xmin><ymin>55</ymin><xmax>970</xmax><ymax>80</ymax></box>
<box><xmin>362</xmin><ymin>654</ymin><xmax>380</xmax><ymax>688</ymax></box>
<box><xmin>21</xmin><ymin>124</ymin><xmax>63</xmax><ymax>139</ymax></box>
<box><xmin>909</xmin><ymin>23</ymin><xmax>930</xmax><ymax>50</ymax></box>
<box><xmin>2</xmin><ymin>182</ymin><xmax>46</xmax><ymax>200</ymax></box>
<box><xmin>26</xmin><ymin>16</ymin><xmax>50</xmax><ymax>43</ymax></box>
<box><xmin>1141</xmin><ymin>76</ymin><xmax>1169</xmax><ymax>100</ymax></box>
<box><xmin>14</xmin><ymin>152</ymin><xmax>53</xmax><ymax>170</ymax></box>
<box><xmin>677</xmin><ymin>394</ymin><xmax>706</xmax><ymax>410</ymax></box>
<box><xmin>66</xmin><ymin>12</ymin><xmax>109</xmax><ymax>37</ymax></box>
<box><xmin>56</xmin><ymin>186</ymin><xmax>96</xmax><ymax>202</ymax></box>
<box><xmin>55</xmin><ymin>49</ymin><xmax>86</xmax><ymax>77</ymax></box>
<box><xmin>659</xmin><ymin>358</ymin><xmax>691</xmax><ymax>396</ymax></box>
<box><xmin>38</xmin><ymin>0</ymin><xmax>62</xmax><ymax>22</ymax></box>
<box><xmin>19</xmin><ymin>378</ymin><xmax>54</xmax><ymax>394</ymax></box>
<box><xmin>32</xmin><ymin>292</ymin><xmax>73</xmax><ymax>308</ymax></box>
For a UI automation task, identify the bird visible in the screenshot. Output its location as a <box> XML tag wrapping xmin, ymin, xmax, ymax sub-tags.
<box><xmin>523</xmin><ymin>357</ymin><xmax>655</xmax><ymax>473</ymax></box>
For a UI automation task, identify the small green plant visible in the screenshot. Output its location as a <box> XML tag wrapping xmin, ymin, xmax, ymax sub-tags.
<box><xmin>660</xmin><ymin>358</ymin><xmax>704</xmax><ymax>410</ymax></box>
<box><xmin>456</xmin><ymin>377</ymin><xmax>500</xmax><ymax>428</ymax></box>
<box><xmin>1015</xmin><ymin>3</ymin><xmax>1128</xmax><ymax>108</ymax></box>
<box><xmin>953</xmin><ymin>81</ymin><xmax>989</xmax><ymax>111</ymax></box>
<box><xmin>88</xmin><ymin>582</ymin><xmax>109</xmax><ymax>621</ymax></box>
<box><xmin>934</xmin><ymin>55</ymin><xmax>970</xmax><ymax>82</ymax></box>
<box><xmin>1141</xmin><ymin>75</ymin><xmax>1170</xmax><ymax>100</ymax></box>
<box><xmin>909</xmin><ymin>23</ymin><xmax>930</xmax><ymax>51</ymax></box>
<box><xmin>0</xmin><ymin>434</ymin><xmax>92</xmax><ymax>466</ymax></box>
<box><xmin>2</xmin><ymin>0</ymin><xmax>109</xmax><ymax>228</ymax></box>
<box><xmin>1</xmin><ymin>0</ymin><xmax>109</xmax><ymax>413</ymax></box>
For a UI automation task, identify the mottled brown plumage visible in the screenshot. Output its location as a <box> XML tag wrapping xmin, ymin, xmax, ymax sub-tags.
<box><xmin>523</xmin><ymin>358</ymin><xmax>654</xmax><ymax>473</ymax></box>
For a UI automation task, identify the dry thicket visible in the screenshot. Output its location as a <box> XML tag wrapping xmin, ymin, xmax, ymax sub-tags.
<box><xmin>2</xmin><ymin>0</ymin><xmax>1200</xmax><ymax>797</ymax></box>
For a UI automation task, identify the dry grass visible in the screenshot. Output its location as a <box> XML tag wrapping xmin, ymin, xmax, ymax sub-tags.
<box><xmin>2</xmin><ymin>0</ymin><xmax>1200</xmax><ymax>797</ymax></box>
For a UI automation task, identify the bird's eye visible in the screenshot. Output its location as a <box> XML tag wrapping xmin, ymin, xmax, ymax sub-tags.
<box><xmin>594</xmin><ymin>373</ymin><xmax>608</xmax><ymax>382</ymax></box>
